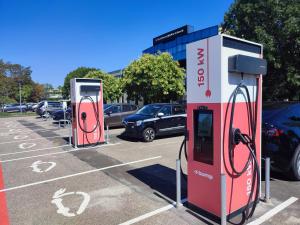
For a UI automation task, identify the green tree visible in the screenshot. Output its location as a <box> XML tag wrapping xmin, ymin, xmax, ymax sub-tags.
<box><xmin>0</xmin><ymin>59</ymin><xmax>38</xmax><ymax>103</ymax></box>
<box><xmin>221</xmin><ymin>0</ymin><xmax>300</xmax><ymax>100</ymax></box>
<box><xmin>85</xmin><ymin>70</ymin><xmax>122</xmax><ymax>103</ymax></box>
<box><xmin>30</xmin><ymin>83</ymin><xmax>45</xmax><ymax>102</ymax></box>
<box><xmin>21</xmin><ymin>85</ymin><xmax>33</xmax><ymax>102</ymax></box>
<box><xmin>123</xmin><ymin>53</ymin><xmax>185</xmax><ymax>104</ymax></box>
<box><xmin>62</xmin><ymin>67</ymin><xmax>97</xmax><ymax>98</ymax></box>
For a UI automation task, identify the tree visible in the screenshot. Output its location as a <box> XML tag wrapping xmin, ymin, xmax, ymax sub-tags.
<box><xmin>123</xmin><ymin>53</ymin><xmax>185</xmax><ymax>104</ymax></box>
<box><xmin>0</xmin><ymin>59</ymin><xmax>45</xmax><ymax>104</ymax></box>
<box><xmin>62</xmin><ymin>67</ymin><xmax>97</xmax><ymax>98</ymax></box>
<box><xmin>30</xmin><ymin>84</ymin><xmax>45</xmax><ymax>102</ymax></box>
<box><xmin>221</xmin><ymin>0</ymin><xmax>300</xmax><ymax>100</ymax></box>
<box><xmin>20</xmin><ymin>85</ymin><xmax>33</xmax><ymax>102</ymax></box>
<box><xmin>85</xmin><ymin>70</ymin><xmax>123</xmax><ymax>103</ymax></box>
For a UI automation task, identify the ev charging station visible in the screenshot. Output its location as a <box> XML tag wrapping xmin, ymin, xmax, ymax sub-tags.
<box><xmin>70</xmin><ymin>78</ymin><xmax>105</xmax><ymax>147</ymax></box>
<box><xmin>186</xmin><ymin>34</ymin><xmax>267</xmax><ymax>221</ymax></box>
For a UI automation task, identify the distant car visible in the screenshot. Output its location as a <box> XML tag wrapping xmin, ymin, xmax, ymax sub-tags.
<box><xmin>26</xmin><ymin>102</ymin><xmax>38</xmax><ymax>112</ymax></box>
<box><xmin>104</xmin><ymin>104</ymin><xmax>139</xmax><ymax>128</ymax></box>
<box><xmin>123</xmin><ymin>103</ymin><xmax>186</xmax><ymax>142</ymax></box>
<box><xmin>3</xmin><ymin>103</ymin><xmax>28</xmax><ymax>113</ymax></box>
<box><xmin>36</xmin><ymin>101</ymin><xmax>63</xmax><ymax>117</ymax></box>
<box><xmin>262</xmin><ymin>102</ymin><xmax>300</xmax><ymax>180</ymax></box>
<box><xmin>52</xmin><ymin>108</ymin><xmax>72</xmax><ymax>121</ymax></box>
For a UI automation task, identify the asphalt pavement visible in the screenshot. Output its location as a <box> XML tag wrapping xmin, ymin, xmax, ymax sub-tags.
<box><xmin>0</xmin><ymin>116</ymin><xmax>298</xmax><ymax>225</ymax></box>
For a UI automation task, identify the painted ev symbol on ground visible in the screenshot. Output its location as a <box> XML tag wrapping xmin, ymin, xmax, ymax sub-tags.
<box><xmin>51</xmin><ymin>188</ymin><xmax>90</xmax><ymax>217</ymax></box>
<box><xmin>19</xmin><ymin>143</ymin><xmax>37</xmax><ymax>149</ymax></box>
<box><xmin>30</xmin><ymin>160</ymin><xmax>56</xmax><ymax>173</ymax></box>
<box><xmin>14</xmin><ymin>135</ymin><xmax>28</xmax><ymax>140</ymax></box>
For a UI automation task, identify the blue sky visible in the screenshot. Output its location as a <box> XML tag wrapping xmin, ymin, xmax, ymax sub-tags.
<box><xmin>0</xmin><ymin>0</ymin><xmax>233</xmax><ymax>87</ymax></box>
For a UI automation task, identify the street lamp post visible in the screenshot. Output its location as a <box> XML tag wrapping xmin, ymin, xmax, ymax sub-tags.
<box><xmin>19</xmin><ymin>82</ymin><xmax>22</xmax><ymax>113</ymax></box>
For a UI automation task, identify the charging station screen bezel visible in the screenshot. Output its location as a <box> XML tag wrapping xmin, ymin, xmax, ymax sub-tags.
<box><xmin>193</xmin><ymin>109</ymin><xmax>214</xmax><ymax>165</ymax></box>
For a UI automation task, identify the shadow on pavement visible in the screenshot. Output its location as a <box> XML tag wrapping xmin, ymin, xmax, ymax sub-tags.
<box><xmin>128</xmin><ymin>164</ymin><xmax>187</xmax><ymax>202</ymax></box>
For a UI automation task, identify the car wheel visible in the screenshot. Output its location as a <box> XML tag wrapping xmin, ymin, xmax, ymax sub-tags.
<box><xmin>43</xmin><ymin>111</ymin><xmax>50</xmax><ymax>118</ymax></box>
<box><xmin>143</xmin><ymin>127</ymin><xmax>155</xmax><ymax>142</ymax></box>
<box><xmin>290</xmin><ymin>145</ymin><xmax>300</xmax><ymax>181</ymax></box>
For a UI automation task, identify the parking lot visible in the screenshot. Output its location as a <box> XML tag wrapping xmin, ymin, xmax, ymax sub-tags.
<box><xmin>0</xmin><ymin>116</ymin><xmax>299</xmax><ymax>225</ymax></box>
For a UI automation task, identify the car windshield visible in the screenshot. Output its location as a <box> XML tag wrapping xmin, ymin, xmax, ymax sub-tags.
<box><xmin>136</xmin><ymin>105</ymin><xmax>163</xmax><ymax>116</ymax></box>
<box><xmin>104</xmin><ymin>104</ymin><xmax>111</xmax><ymax>110</ymax></box>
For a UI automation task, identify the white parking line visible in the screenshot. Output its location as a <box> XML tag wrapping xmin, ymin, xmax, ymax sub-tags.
<box><xmin>247</xmin><ymin>197</ymin><xmax>298</xmax><ymax>225</ymax></box>
<box><xmin>119</xmin><ymin>198</ymin><xmax>187</xmax><ymax>225</ymax></box>
<box><xmin>9</xmin><ymin>128</ymin><xmax>64</xmax><ymax>134</ymax></box>
<box><xmin>0</xmin><ymin>144</ymin><xmax>69</xmax><ymax>156</ymax></box>
<box><xmin>0</xmin><ymin>155</ymin><xmax>162</xmax><ymax>192</ymax></box>
<box><xmin>138</xmin><ymin>141</ymin><xmax>179</xmax><ymax>149</ymax></box>
<box><xmin>0</xmin><ymin>135</ymin><xmax>64</xmax><ymax>144</ymax></box>
<box><xmin>0</xmin><ymin>143</ymin><xmax>121</xmax><ymax>163</ymax></box>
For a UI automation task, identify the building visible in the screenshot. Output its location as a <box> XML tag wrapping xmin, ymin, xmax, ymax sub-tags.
<box><xmin>143</xmin><ymin>25</ymin><xmax>219</xmax><ymax>68</ymax></box>
<box><xmin>108</xmin><ymin>69</ymin><xmax>123</xmax><ymax>79</ymax></box>
<box><xmin>46</xmin><ymin>88</ymin><xmax>63</xmax><ymax>100</ymax></box>
<box><xmin>109</xmin><ymin>25</ymin><xmax>219</xmax><ymax>104</ymax></box>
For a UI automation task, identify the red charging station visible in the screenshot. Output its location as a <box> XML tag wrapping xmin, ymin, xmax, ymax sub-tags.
<box><xmin>70</xmin><ymin>78</ymin><xmax>105</xmax><ymax>147</ymax></box>
<box><xmin>186</xmin><ymin>34</ymin><xmax>267</xmax><ymax>220</ymax></box>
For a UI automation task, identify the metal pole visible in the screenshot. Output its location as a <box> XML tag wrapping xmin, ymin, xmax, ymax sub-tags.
<box><xmin>63</xmin><ymin>107</ymin><xmax>66</xmax><ymax>128</ymax></box>
<box><xmin>265</xmin><ymin>157</ymin><xmax>270</xmax><ymax>202</ymax></box>
<box><xmin>106</xmin><ymin>125</ymin><xmax>109</xmax><ymax>143</ymax></box>
<box><xmin>19</xmin><ymin>83</ymin><xmax>22</xmax><ymax>114</ymax></box>
<box><xmin>221</xmin><ymin>173</ymin><xmax>227</xmax><ymax>225</ymax></box>
<box><xmin>176</xmin><ymin>159</ymin><xmax>182</xmax><ymax>208</ymax></box>
<box><xmin>69</xmin><ymin>125</ymin><xmax>72</xmax><ymax>146</ymax></box>
<box><xmin>73</xmin><ymin>128</ymin><xmax>77</xmax><ymax>148</ymax></box>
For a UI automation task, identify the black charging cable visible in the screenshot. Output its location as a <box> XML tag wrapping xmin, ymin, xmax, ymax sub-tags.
<box><xmin>227</xmin><ymin>77</ymin><xmax>260</xmax><ymax>221</ymax></box>
<box><xmin>178</xmin><ymin>135</ymin><xmax>187</xmax><ymax>181</ymax></box>
<box><xmin>77</xmin><ymin>94</ymin><xmax>102</xmax><ymax>146</ymax></box>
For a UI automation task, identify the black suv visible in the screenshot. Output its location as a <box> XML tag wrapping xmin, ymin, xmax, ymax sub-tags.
<box><xmin>262</xmin><ymin>102</ymin><xmax>300</xmax><ymax>180</ymax></box>
<box><xmin>123</xmin><ymin>103</ymin><xmax>186</xmax><ymax>142</ymax></box>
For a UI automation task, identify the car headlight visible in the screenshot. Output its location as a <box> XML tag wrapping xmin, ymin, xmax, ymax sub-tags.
<box><xmin>135</xmin><ymin>120</ymin><xmax>143</xmax><ymax>126</ymax></box>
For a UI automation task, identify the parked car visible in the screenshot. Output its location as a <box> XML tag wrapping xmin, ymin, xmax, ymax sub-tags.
<box><xmin>123</xmin><ymin>103</ymin><xmax>186</xmax><ymax>142</ymax></box>
<box><xmin>52</xmin><ymin>108</ymin><xmax>72</xmax><ymax>121</ymax></box>
<box><xmin>3</xmin><ymin>103</ymin><xmax>28</xmax><ymax>112</ymax></box>
<box><xmin>36</xmin><ymin>101</ymin><xmax>62</xmax><ymax>117</ymax></box>
<box><xmin>262</xmin><ymin>102</ymin><xmax>300</xmax><ymax>180</ymax></box>
<box><xmin>104</xmin><ymin>104</ymin><xmax>138</xmax><ymax>128</ymax></box>
<box><xmin>26</xmin><ymin>102</ymin><xmax>38</xmax><ymax>112</ymax></box>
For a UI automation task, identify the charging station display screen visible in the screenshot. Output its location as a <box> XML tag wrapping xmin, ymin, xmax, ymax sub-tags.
<box><xmin>193</xmin><ymin>109</ymin><xmax>213</xmax><ymax>165</ymax></box>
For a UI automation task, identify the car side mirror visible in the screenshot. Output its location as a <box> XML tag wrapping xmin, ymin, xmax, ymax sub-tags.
<box><xmin>157</xmin><ymin>112</ymin><xmax>164</xmax><ymax>117</ymax></box>
<box><xmin>106</xmin><ymin>111</ymin><xmax>112</xmax><ymax>116</ymax></box>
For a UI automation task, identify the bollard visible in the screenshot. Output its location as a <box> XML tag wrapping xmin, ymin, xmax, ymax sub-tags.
<box><xmin>265</xmin><ymin>157</ymin><xmax>270</xmax><ymax>202</ymax></box>
<box><xmin>221</xmin><ymin>173</ymin><xmax>226</xmax><ymax>225</ymax></box>
<box><xmin>63</xmin><ymin>109</ymin><xmax>66</xmax><ymax>127</ymax></box>
<box><xmin>73</xmin><ymin>128</ymin><xmax>77</xmax><ymax>148</ymax></box>
<box><xmin>106</xmin><ymin>125</ymin><xmax>109</xmax><ymax>143</ymax></box>
<box><xmin>176</xmin><ymin>159</ymin><xmax>182</xmax><ymax>208</ymax></box>
<box><xmin>69</xmin><ymin>125</ymin><xmax>72</xmax><ymax>146</ymax></box>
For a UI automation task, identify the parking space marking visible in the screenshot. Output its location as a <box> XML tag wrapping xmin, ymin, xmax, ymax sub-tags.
<box><xmin>119</xmin><ymin>198</ymin><xmax>187</xmax><ymax>225</ymax></box>
<box><xmin>247</xmin><ymin>197</ymin><xmax>298</xmax><ymax>225</ymax></box>
<box><xmin>0</xmin><ymin>135</ymin><xmax>64</xmax><ymax>144</ymax></box>
<box><xmin>0</xmin><ymin>144</ymin><xmax>69</xmax><ymax>156</ymax></box>
<box><xmin>138</xmin><ymin>141</ymin><xmax>179</xmax><ymax>149</ymax></box>
<box><xmin>9</xmin><ymin>129</ymin><xmax>23</xmax><ymax>133</ymax></box>
<box><xmin>0</xmin><ymin>155</ymin><xmax>162</xmax><ymax>192</ymax></box>
<box><xmin>10</xmin><ymin>128</ymin><xmax>64</xmax><ymax>134</ymax></box>
<box><xmin>19</xmin><ymin>143</ymin><xmax>37</xmax><ymax>149</ymax></box>
<box><xmin>51</xmin><ymin>188</ymin><xmax>90</xmax><ymax>217</ymax></box>
<box><xmin>0</xmin><ymin>143</ymin><xmax>121</xmax><ymax>163</ymax></box>
<box><xmin>14</xmin><ymin>135</ymin><xmax>29</xmax><ymax>140</ymax></box>
<box><xmin>30</xmin><ymin>160</ymin><xmax>57</xmax><ymax>173</ymax></box>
